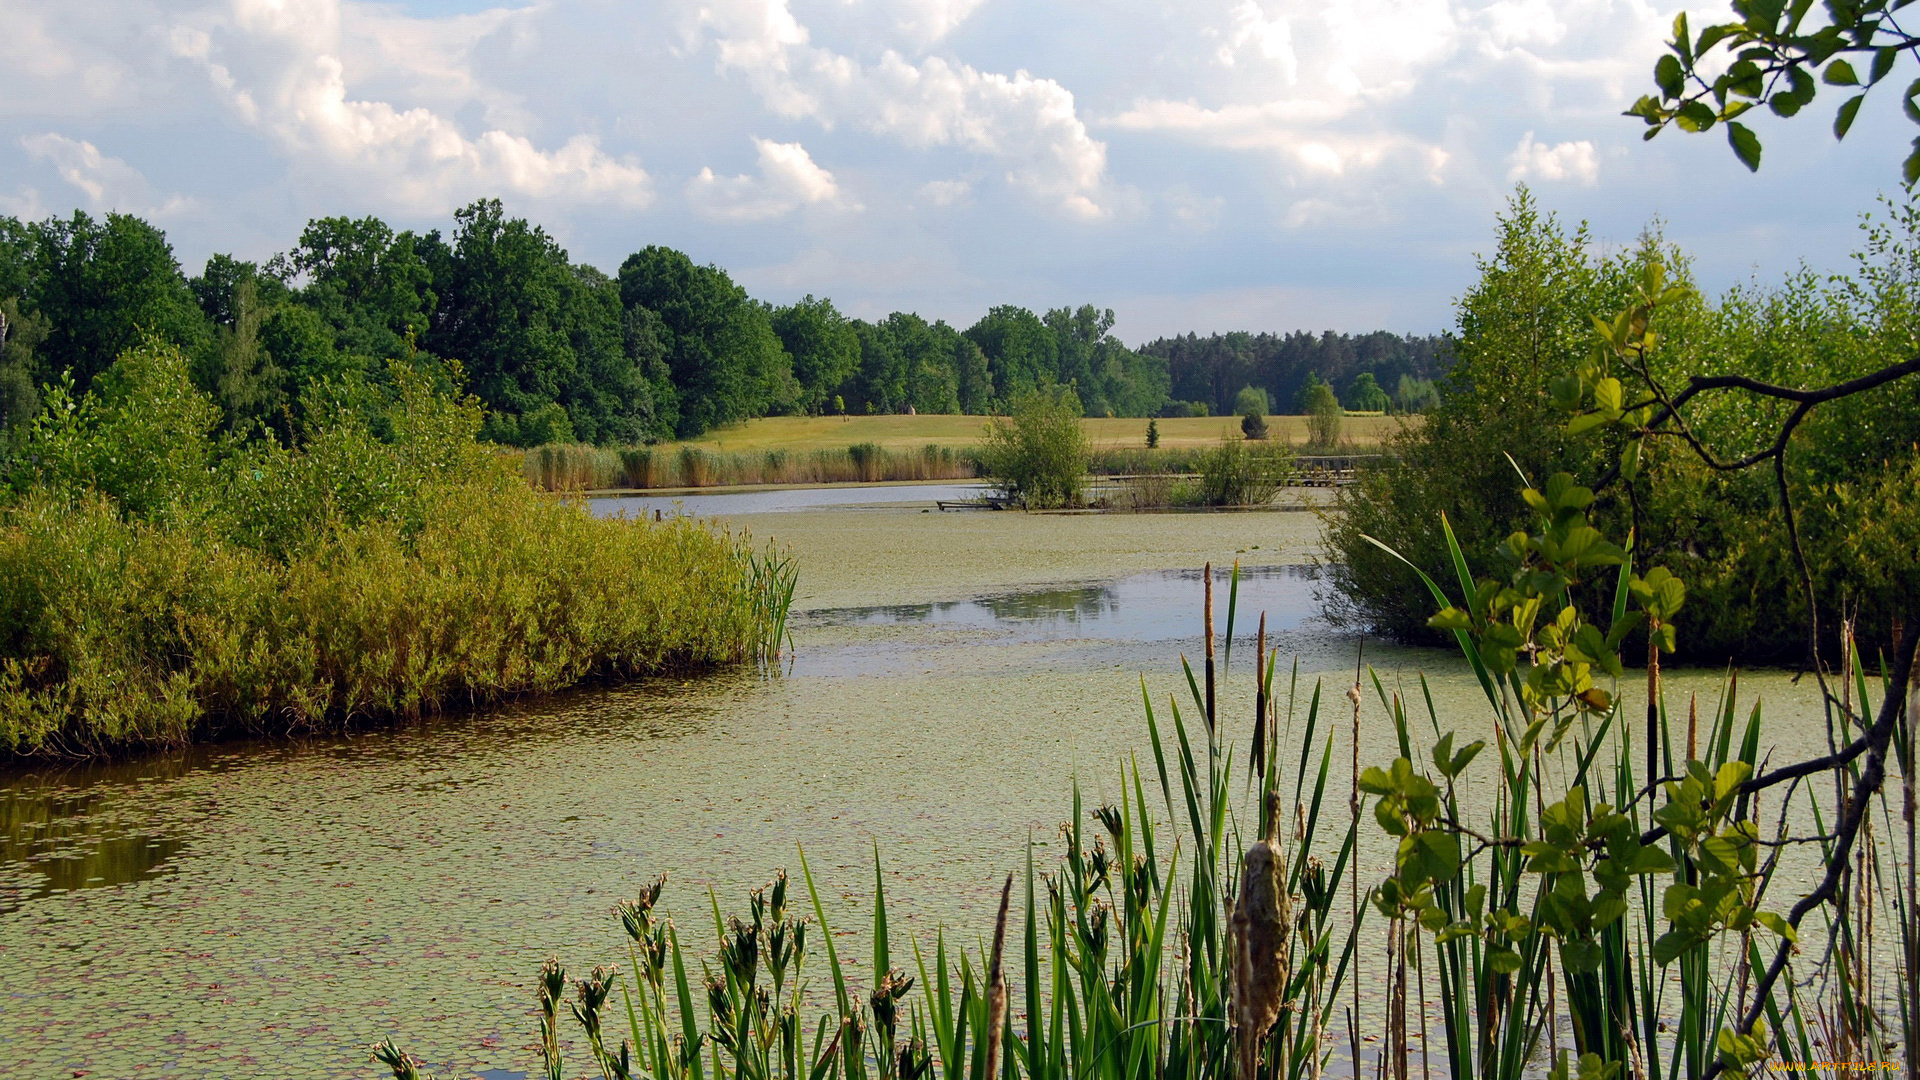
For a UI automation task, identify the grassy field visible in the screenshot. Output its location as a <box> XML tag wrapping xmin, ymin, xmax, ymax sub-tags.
<box><xmin>664</xmin><ymin>412</ymin><xmax>1411</xmax><ymax>452</ymax></box>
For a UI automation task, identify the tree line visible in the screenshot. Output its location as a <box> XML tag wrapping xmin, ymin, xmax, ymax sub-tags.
<box><xmin>0</xmin><ymin>201</ymin><xmax>1449</xmax><ymax>449</ymax></box>
<box><xmin>1138</xmin><ymin>328</ymin><xmax>1451</xmax><ymax>418</ymax></box>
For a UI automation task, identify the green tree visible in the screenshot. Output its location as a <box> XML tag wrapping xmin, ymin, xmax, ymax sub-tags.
<box><xmin>0</xmin><ymin>297</ymin><xmax>50</xmax><ymax>446</ymax></box>
<box><xmin>1394</xmin><ymin>373</ymin><xmax>1439</xmax><ymax>411</ymax></box>
<box><xmin>1292</xmin><ymin>372</ymin><xmax>1330</xmax><ymax>413</ymax></box>
<box><xmin>966</xmin><ymin>305</ymin><xmax>1058</xmax><ymax>402</ymax></box>
<box><xmin>425</xmin><ymin>200</ymin><xmax>642</xmax><ymax>445</ymax></box>
<box><xmin>278</xmin><ymin>216</ymin><xmax>434</xmax><ymax>361</ymax></box>
<box><xmin>1232</xmin><ymin>385</ymin><xmax>1270</xmax><ymax>417</ymax></box>
<box><xmin>771</xmin><ymin>295</ymin><xmax>859</xmax><ymax>415</ymax></box>
<box><xmin>978</xmin><ymin>383</ymin><xmax>1090</xmax><ymax>508</ymax></box>
<box><xmin>1344</xmin><ymin>371</ymin><xmax>1389</xmax><ymax>412</ymax></box>
<box><xmin>618</xmin><ymin>246</ymin><xmax>796</xmax><ymax>437</ymax></box>
<box><xmin>1302</xmin><ymin>380</ymin><xmax>1343</xmax><ymax>446</ymax></box>
<box><xmin>25</xmin><ymin>211</ymin><xmax>208</xmax><ymax>391</ymax></box>
<box><xmin>11</xmin><ymin>339</ymin><xmax>223</xmax><ymax>519</ymax></box>
<box><xmin>1320</xmin><ymin>188</ymin><xmax>1653</xmax><ymax>642</ymax></box>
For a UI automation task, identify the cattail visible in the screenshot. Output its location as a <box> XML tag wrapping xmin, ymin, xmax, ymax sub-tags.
<box><xmin>985</xmin><ymin>873</ymin><xmax>1013</xmax><ymax>1080</ymax></box>
<box><xmin>1233</xmin><ymin>791</ymin><xmax>1293</xmax><ymax>1080</ymax></box>
<box><xmin>538</xmin><ymin>956</ymin><xmax>566</xmax><ymax>1080</ymax></box>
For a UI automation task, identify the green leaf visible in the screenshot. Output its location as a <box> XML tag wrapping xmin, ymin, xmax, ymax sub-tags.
<box><xmin>1727</xmin><ymin>121</ymin><xmax>1762</xmax><ymax>171</ymax></box>
<box><xmin>1905</xmin><ymin>77</ymin><xmax>1920</xmax><ymax>125</ymax></box>
<box><xmin>1560</xmin><ymin>939</ymin><xmax>1603</xmax><ymax>974</ymax></box>
<box><xmin>1873</xmin><ymin>45</ymin><xmax>1899</xmax><ymax>85</ymax></box>
<box><xmin>1824</xmin><ymin>58</ymin><xmax>1858</xmax><ymax>85</ymax></box>
<box><xmin>1485</xmin><ymin>946</ymin><xmax>1522</xmax><ymax>974</ymax></box>
<box><xmin>1651</xmin><ymin>928</ymin><xmax>1698</xmax><ymax>966</ymax></box>
<box><xmin>1629</xmin><ymin>846</ymin><xmax>1676</xmax><ymax>874</ymax></box>
<box><xmin>1754</xmin><ymin>910</ymin><xmax>1797</xmax><ymax>941</ymax></box>
<box><xmin>1449</xmin><ymin>739</ymin><xmax>1487</xmax><ymax>779</ymax></box>
<box><xmin>1677</xmin><ymin>99</ymin><xmax>1718</xmax><ymax>132</ymax></box>
<box><xmin>1566</xmin><ymin>412</ymin><xmax>1614</xmax><ymax>436</ymax></box>
<box><xmin>1835</xmin><ymin>93</ymin><xmax>1865</xmax><ymax>139</ymax></box>
<box><xmin>1905</xmin><ymin>137</ymin><xmax>1920</xmax><ymax>187</ymax></box>
<box><xmin>1656</xmin><ymin>54</ymin><xmax>1685</xmax><ymax>98</ymax></box>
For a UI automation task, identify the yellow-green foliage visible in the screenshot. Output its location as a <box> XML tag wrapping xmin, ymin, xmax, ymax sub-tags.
<box><xmin>0</xmin><ymin>342</ymin><xmax>787</xmax><ymax>756</ymax></box>
<box><xmin>520</xmin><ymin>440</ymin><xmax>978</xmax><ymax>490</ymax></box>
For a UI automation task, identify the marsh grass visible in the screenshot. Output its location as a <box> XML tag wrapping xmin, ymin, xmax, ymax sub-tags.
<box><xmin>522</xmin><ymin>443</ymin><xmax>980</xmax><ymax>491</ymax></box>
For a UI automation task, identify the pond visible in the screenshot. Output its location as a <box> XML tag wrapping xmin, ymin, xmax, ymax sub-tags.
<box><xmin>0</xmin><ymin>502</ymin><xmax>1836</xmax><ymax>1078</ymax></box>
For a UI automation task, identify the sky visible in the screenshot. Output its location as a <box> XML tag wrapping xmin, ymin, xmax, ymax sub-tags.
<box><xmin>0</xmin><ymin>0</ymin><xmax>1907</xmax><ymax>344</ymax></box>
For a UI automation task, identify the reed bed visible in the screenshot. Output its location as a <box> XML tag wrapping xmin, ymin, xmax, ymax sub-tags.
<box><xmin>519</xmin><ymin>444</ymin><xmax>1295</xmax><ymax>492</ymax></box>
<box><xmin>522</xmin><ymin>443</ymin><xmax>982</xmax><ymax>491</ymax></box>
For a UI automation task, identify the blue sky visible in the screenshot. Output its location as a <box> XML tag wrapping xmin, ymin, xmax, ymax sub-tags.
<box><xmin>0</xmin><ymin>0</ymin><xmax>1906</xmax><ymax>343</ymax></box>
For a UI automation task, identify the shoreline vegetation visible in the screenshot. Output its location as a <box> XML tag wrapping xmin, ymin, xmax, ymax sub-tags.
<box><xmin>0</xmin><ymin>343</ymin><xmax>795</xmax><ymax>760</ymax></box>
<box><xmin>517</xmin><ymin>413</ymin><xmax>1402</xmax><ymax>493</ymax></box>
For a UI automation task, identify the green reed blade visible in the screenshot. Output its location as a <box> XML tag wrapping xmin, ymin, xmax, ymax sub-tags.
<box><xmin>798</xmin><ymin>846</ymin><xmax>853</xmax><ymax>1019</ymax></box>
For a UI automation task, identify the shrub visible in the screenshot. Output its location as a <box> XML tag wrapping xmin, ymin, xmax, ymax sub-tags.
<box><xmin>0</xmin><ymin>343</ymin><xmax>793</xmax><ymax>756</ymax></box>
<box><xmin>1302</xmin><ymin>382</ymin><xmax>1342</xmax><ymax>447</ymax></box>
<box><xmin>1231</xmin><ymin>385</ymin><xmax>1270</xmax><ymax>417</ymax></box>
<box><xmin>1194</xmin><ymin>438</ymin><xmax>1290</xmax><ymax>506</ymax></box>
<box><xmin>1239</xmin><ymin>411</ymin><xmax>1269</xmax><ymax>439</ymax></box>
<box><xmin>977</xmin><ymin>383</ymin><xmax>1090</xmax><ymax>508</ymax></box>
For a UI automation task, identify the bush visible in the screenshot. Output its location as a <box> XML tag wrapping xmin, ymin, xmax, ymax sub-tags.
<box><xmin>1194</xmin><ymin>438</ymin><xmax>1290</xmax><ymax>506</ymax></box>
<box><xmin>0</xmin><ymin>342</ymin><xmax>793</xmax><ymax>756</ymax></box>
<box><xmin>1302</xmin><ymin>382</ymin><xmax>1342</xmax><ymax>447</ymax></box>
<box><xmin>978</xmin><ymin>383</ymin><xmax>1090</xmax><ymax>508</ymax></box>
<box><xmin>1239</xmin><ymin>411</ymin><xmax>1269</xmax><ymax>439</ymax></box>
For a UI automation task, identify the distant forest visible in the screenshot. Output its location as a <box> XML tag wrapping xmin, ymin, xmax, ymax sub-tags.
<box><xmin>0</xmin><ymin>201</ymin><xmax>1452</xmax><ymax>446</ymax></box>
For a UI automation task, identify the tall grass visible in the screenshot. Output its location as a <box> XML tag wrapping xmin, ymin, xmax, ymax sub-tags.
<box><xmin>521</xmin><ymin>443</ymin><xmax>981</xmax><ymax>491</ymax></box>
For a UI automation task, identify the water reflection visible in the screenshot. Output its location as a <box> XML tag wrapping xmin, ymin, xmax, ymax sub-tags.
<box><xmin>0</xmin><ymin>786</ymin><xmax>186</xmax><ymax>912</ymax></box>
<box><xmin>814</xmin><ymin>565</ymin><xmax>1317</xmax><ymax>638</ymax></box>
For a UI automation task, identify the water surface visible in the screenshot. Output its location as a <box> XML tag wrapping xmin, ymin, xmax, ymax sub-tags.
<box><xmin>0</xmin><ymin>507</ymin><xmax>1843</xmax><ymax>1079</ymax></box>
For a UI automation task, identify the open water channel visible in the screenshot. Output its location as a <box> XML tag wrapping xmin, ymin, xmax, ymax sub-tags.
<box><xmin>0</xmin><ymin>485</ymin><xmax>1834</xmax><ymax>1078</ymax></box>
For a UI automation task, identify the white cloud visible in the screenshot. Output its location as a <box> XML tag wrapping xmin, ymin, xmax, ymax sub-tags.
<box><xmin>19</xmin><ymin>133</ymin><xmax>194</xmax><ymax>217</ymax></box>
<box><xmin>691</xmin><ymin>0</ymin><xmax>1112</xmax><ymax>218</ymax></box>
<box><xmin>917</xmin><ymin>179</ymin><xmax>973</xmax><ymax>207</ymax></box>
<box><xmin>1506</xmin><ymin>132</ymin><xmax>1598</xmax><ymax>184</ymax></box>
<box><xmin>688</xmin><ymin>138</ymin><xmax>855</xmax><ymax>221</ymax></box>
<box><xmin>168</xmin><ymin>0</ymin><xmax>651</xmax><ymax>211</ymax></box>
